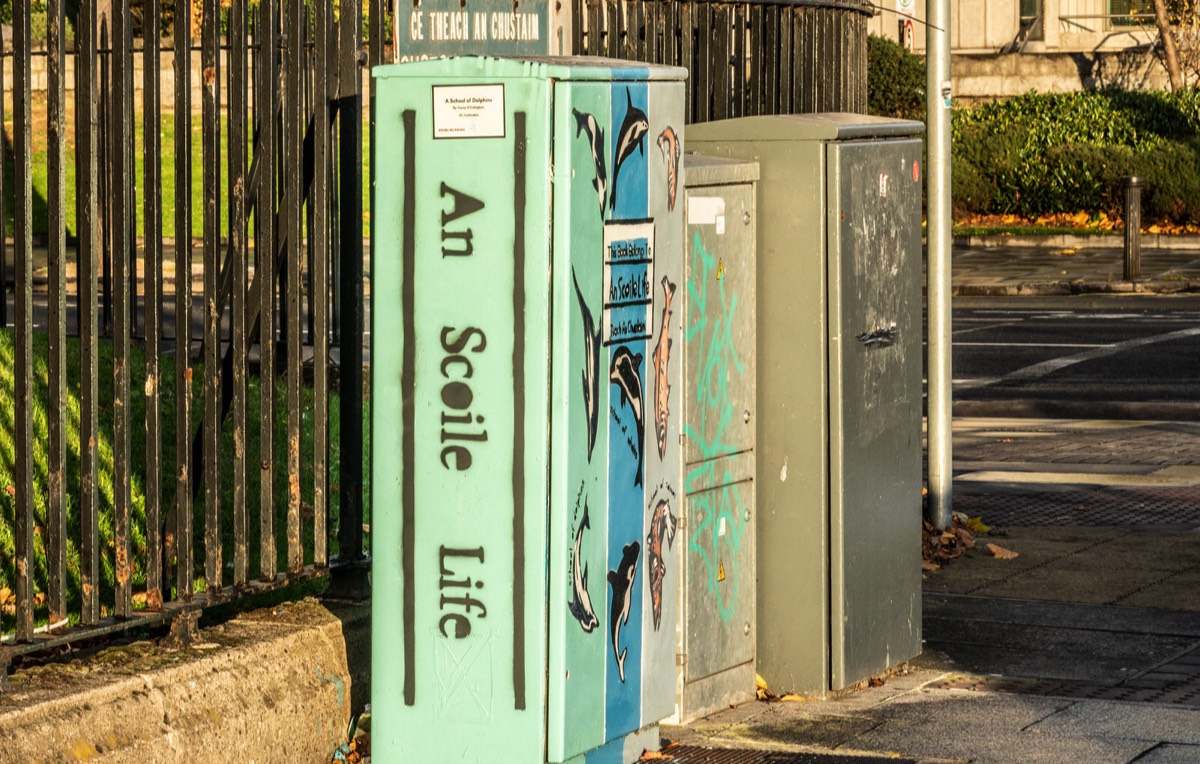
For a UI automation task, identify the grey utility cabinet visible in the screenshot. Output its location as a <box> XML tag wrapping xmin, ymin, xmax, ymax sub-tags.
<box><xmin>677</xmin><ymin>155</ymin><xmax>759</xmax><ymax>722</ymax></box>
<box><xmin>688</xmin><ymin>114</ymin><xmax>925</xmax><ymax>696</ymax></box>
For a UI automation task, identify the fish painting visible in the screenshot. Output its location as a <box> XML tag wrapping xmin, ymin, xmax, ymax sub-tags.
<box><xmin>652</xmin><ymin>277</ymin><xmax>676</xmax><ymax>461</ymax></box>
<box><xmin>610</xmin><ymin>346</ymin><xmax>645</xmax><ymax>486</ymax></box>
<box><xmin>607</xmin><ymin>541</ymin><xmax>640</xmax><ymax>682</ymax></box>
<box><xmin>573</xmin><ymin>269</ymin><xmax>601</xmax><ymax>462</ymax></box>
<box><xmin>568</xmin><ymin>500</ymin><xmax>600</xmax><ymax>633</ymax></box>
<box><xmin>609</xmin><ymin>89</ymin><xmax>649</xmax><ymax>214</ymax></box>
<box><xmin>645</xmin><ymin>499</ymin><xmax>677</xmax><ymax>631</ymax></box>
<box><xmin>572</xmin><ymin>108</ymin><xmax>607</xmax><ymax>218</ymax></box>
<box><xmin>656</xmin><ymin>126</ymin><xmax>680</xmax><ymax>212</ymax></box>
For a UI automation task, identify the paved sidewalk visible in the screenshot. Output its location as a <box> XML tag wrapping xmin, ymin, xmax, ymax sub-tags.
<box><xmin>946</xmin><ymin>237</ymin><xmax>1200</xmax><ymax>296</ymax></box>
<box><xmin>663</xmin><ymin>418</ymin><xmax>1200</xmax><ymax>764</ymax></box>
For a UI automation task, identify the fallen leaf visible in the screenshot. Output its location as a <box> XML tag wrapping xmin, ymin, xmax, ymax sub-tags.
<box><xmin>964</xmin><ymin>516</ymin><xmax>991</xmax><ymax>534</ymax></box>
<box><xmin>868</xmin><ymin>676</ymin><xmax>886</xmax><ymax>687</ymax></box>
<box><xmin>755</xmin><ymin>673</ymin><xmax>784</xmax><ymax>702</ymax></box>
<box><xmin>987</xmin><ymin>543</ymin><xmax>1019</xmax><ymax>560</ymax></box>
<box><xmin>639</xmin><ymin>751</ymin><xmax>668</xmax><ymax>760</ymax></box>
<box><xmin>922</xmin><ymin>560</ymin><xmax>941</xmax><ymax>572</ymax></box>
<box><xmin>146</xmin><ymin>589</ymin><xmax>164</xmax><ymax>610</ymax></box>
<box><xmin>780</xmin><ymin>693</ymin><xmax>814</xmax><ymax>702</ymax></box>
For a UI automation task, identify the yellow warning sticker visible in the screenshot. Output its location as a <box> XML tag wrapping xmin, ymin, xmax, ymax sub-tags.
<box><xmin>716</xmin><ymin>258</ymin><xmax>726</xmax><ymax>280</ymax></box>
<box><xmin>717</xmin><ymin>561</ymin><xmax>726</xmax><ymax>582</ymax></box>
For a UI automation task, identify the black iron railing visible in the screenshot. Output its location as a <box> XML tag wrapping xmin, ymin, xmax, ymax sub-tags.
<box><xmin>573</xmin><ymin>0</ymin><xmax>873</xmax><ymax>122</ymax></box>
<box><xmin>0</xmin><ymin>0</ymin><xmax>379</xmax><ymax>683</ymax></box>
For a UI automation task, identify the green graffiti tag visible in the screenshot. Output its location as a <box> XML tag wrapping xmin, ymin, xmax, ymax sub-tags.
<box><xmin>684</xmin><ymin>230</ymin><xmax>745</xmax><ymax>622</ymax></box>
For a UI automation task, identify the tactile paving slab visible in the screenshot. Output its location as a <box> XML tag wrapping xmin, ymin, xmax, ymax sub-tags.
<box><xmin>953</xmin><ymin>486</ymin><xmax>1200</xmax><ymax>527</ymax></box>
<box><xmin>651</xmin><ymin>747</ymin><xmax>917</xmax><ymax>764</ymax></box>
<box><xmin>930</xmin><ymin>645</ymin><xmax>1200</xmax><ymax>708</ymax></box>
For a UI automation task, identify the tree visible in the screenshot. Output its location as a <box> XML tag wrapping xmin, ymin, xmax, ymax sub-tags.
<box><xmin>1151</xmin><ymin>0</ymin><xmax>1185</xmax><ymax>89</ymax></box>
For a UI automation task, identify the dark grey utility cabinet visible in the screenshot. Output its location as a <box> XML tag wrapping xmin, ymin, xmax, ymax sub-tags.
<box><xmin>688</xmin><ymin>114</ymin><xmax>925</xmax><ymax>696</ymax></box>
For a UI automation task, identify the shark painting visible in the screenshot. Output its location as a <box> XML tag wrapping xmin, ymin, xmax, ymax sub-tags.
<box><xmin>645</xmin><ymin>498</ymin><xmax>677</xmax><ymax>631</ymax></box>
<box><xmin>656</xmin><ymin>126</ymin><xmax>680</xmax><ymax>212</ymax></box>
<box><xmin>652</xmin><ymin>276</ymin><xmax>676</xmax><ymax>461</ymax></box>
<box><xmin>573</xmin><ymin>269</ymin><xmax>602</xmax><ymax>462</ymax></box>
<box><xmin>568</xmin><ymin>500</ymin><xmax>600</xmax><ymax>633</ymax></box>
<box><xmin>609</xmin><ymin>89</ymin><xmax>649</xmax><ymax>214</ymax></box>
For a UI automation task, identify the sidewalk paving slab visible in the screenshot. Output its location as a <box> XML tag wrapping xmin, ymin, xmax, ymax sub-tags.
<box><xmin>669</xmin><ymin>416</ymin><xmax>1200</xmax><ymax>764</ymax></box>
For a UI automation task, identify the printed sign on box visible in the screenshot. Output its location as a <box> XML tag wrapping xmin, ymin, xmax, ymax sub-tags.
<box><xmin>398</xmin><ymin>0</ymin><xmax>556</xmax><ymax>61</ymax></box>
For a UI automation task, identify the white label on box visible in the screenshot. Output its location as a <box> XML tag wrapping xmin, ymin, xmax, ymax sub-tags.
<box><xmin>432</xmin><ymin>84</ymin><xmax>506</xmax><ymax>139</ymax></box>
<box><xmin>687</xmin><ymin>196</ymin><xmax>726</xmax><ymax>226</ymax></box>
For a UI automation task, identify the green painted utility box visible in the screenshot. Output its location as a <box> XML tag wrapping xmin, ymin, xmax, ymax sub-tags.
<box><xmin>688</xmin><ymin>114</ymin><xmax>925</xmax><ymax>697</ymax></box>
<box><xmin>370</xmin><ymin>56</ymin><xmax>686</xmax><ymax>763</ymax></box>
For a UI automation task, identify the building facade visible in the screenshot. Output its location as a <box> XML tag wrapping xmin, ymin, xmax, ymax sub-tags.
<box><xmin>870</xmin><ymin>0</ymin><xmax>1176</xmax><ymax>99</ymax></box>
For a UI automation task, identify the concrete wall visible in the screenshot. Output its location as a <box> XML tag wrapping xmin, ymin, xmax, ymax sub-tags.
<box><xmin>954</xmin><ymin>49</ymin><xmax>1170</xmax><ymax>102</ymax></box>
<box><xmin>0</xmin><ymin>599</ymin><xmax>371</xmax><ymax>763</ymax></box>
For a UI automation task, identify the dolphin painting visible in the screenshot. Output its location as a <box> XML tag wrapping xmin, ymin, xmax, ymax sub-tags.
<box><xmin>572</xmin><ymin>108</ymin><xmax>607</xmax><ymax>218</ymax></box>
<box><xmin>609</xmin><ymin>89</ymin><xmax>649</xmax><ymax>214</ymax></box>
<box><xmin>573</xmin><ymin>269</ymin><xmax>601</xmax><ymax>462</ymax></box>
<box><xmin>568</xmin><ymin>500</ymin><xmax>600</xmax><ymax>633</ymax></box>
<box><xmin>610</xmin><ymin>346</ymin><xmax>645</xmax><ymax>487</ymax></box>
<box><xmin>607</xmin><ymin>541</ymin><xmax>640</xmax><ymax>682</ymax></box>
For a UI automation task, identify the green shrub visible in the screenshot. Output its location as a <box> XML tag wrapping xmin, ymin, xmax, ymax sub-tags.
<box><xmin>951</xmin><ymin>153</ymin><xmax>998</xmax><ymax>215</ymax></box>
<box><xmin>952</xmin><ymin>121</ymin><xmax>1035</xmax><ymax>216</ymax></box>
<box><xmin>1037</xmin><ymin>143</ymin><xmax>1135</xmax><ymax>218</ymax></box>
<box><xmin>867</xmin><ymin>34</ymin><xmax>925</xmax><ymax>122</ymax></box>
<box><xmin>949</xmin><ymin>88</ymin><xmax>1200</xmax><ymax>222</ymax></box>
<box><xmin>951</xmin><ymin>91</ymin><xmax>1173</xmax><ymax>154</ymax></box>
<box><xmin>1134</xmin><ymin>141</ymin><xmax>1200</xmax><ymax>224</ymax></box>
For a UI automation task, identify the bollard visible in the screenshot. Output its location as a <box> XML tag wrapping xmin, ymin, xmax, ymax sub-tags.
<box><xmin>1122</xmin><ymin>175</ymin><xmax>1144</xmax><ymax>281</ymax></box>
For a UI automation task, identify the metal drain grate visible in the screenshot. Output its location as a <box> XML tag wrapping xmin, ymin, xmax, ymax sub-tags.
<box><xmin>651</xmin><ymin>746</ymin><xmax>918</xmax><ymax>764</ymax></box>
<box><xmin>953</xmin><ymin>487</ymin><xmax>1200</xmax><ymax>527</ymax></box>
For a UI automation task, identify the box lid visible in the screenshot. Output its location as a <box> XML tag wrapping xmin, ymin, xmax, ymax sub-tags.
<box><xmin>683</xmin><ymin>153</ymin><xmax>760</xmax><ymax>187</ymax></box>
<box><xmin>689</xmin><ymin>113</ymin><xmax>924</xmax><ymax>142</ymax></box>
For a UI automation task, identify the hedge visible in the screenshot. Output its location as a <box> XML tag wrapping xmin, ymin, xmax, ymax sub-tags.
<box><xmin>867</xmin><ymin>34</ymin><xmax>925</xmax><ymax>122</ymax></box>
<box><xmin>951</xmin><ymin>90</ymin><xmax>1200</xmax><ymax>225</ymax></box>
<box><xmin>866</xmin><ymin>36</ymin><xmax>1200</xmax><ymax>226</ymax></box>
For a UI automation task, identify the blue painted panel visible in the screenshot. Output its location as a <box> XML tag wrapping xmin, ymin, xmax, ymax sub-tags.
<box><xmin>604</xmin><ymin>80</ymin><xmax>650</xmax><ymax>742</ymax></box>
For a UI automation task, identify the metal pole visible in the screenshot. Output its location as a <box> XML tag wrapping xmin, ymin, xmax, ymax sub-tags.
<box><xmin>1122</xmin><ymin>175</ymin><xmax>1143</xmax><ymax>281</ymax></box>
<box><xmin>927</xmin><ymin>0</ymin><xmax>953</xmax><ymax>530</ymax></box>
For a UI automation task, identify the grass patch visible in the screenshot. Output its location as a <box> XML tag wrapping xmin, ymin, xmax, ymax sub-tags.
<box><xmin>0</xmin><ymin>328</ymin><xmax>363</xmax><ymax>632</ymax></box>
